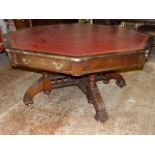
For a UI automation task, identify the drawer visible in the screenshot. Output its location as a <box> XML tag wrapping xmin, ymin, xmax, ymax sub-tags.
<box><xmin>81</xmin><ymin>53</ymin><xmax>146</xmax><ymax>74</ymax></box>
<box><xmin>15</xmin><ymin>54</ymin><xmax>73</xmax><ymax>74</ymax></box>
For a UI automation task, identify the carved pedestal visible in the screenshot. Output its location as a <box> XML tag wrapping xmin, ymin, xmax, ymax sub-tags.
<box><xmin>23</xmin><ymin>71</ymin><xmax>126</xmax><ymax>123</ymax></box>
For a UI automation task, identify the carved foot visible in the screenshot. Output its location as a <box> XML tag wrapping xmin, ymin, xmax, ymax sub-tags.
<box><xmin>94</xmin><ymin>110</ymin><xmax>108</xmax><ymax>122</ymax></box>
<box><xmin>23</xmin><ymin>72</ymin><xmax>52</xmax><ymax>105</ymax></box>
<box><xmin>115</xmin><ymin>79</ymin><xmax>126</xmax><ymax>88</ymax></box>
<box><xmin>103</xmin><ymin>72</ymin><xmax>126</xmax><ymax>88</ymax></box>
<box><xmin>24</xmin><ymin>98</ymin><xmax>34</xmax><ymax>106</ymax></box>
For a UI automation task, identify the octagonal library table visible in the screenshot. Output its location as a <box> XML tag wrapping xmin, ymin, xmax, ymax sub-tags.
<box><xmin>3</xmin><ymin>24</ymin><xmax>152</xmax><ymax>123</ymax></box>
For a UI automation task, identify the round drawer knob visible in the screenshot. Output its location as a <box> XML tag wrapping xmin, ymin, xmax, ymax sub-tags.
<box><xmin>52</xmin><ymin>61</ymin><xmax>64</xmax><ymax>70</ymax></box>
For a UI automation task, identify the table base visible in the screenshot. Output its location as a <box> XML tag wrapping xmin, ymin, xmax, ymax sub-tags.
<box><xmin>23</xmin><ymin>72</ymin><xmax>126</xmax><ymax>123</ymax></box>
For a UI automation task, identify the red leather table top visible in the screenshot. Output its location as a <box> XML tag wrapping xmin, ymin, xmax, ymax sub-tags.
<box><xmin>6</xmin><ymin>24</ymin><xmax>149</xmax><ymax>57</ymax></box>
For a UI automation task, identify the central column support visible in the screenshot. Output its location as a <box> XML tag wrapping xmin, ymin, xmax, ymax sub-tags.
<box><xmin>23</xmin><ymin>71</ymin><xmax>126</xmax><ymax>123</ymax></box>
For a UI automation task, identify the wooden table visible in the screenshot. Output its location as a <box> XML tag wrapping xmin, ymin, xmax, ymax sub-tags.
<box><xmin>3</xmin><ymin>24</ymin><xmax>152</xmax><ymax>123</ymax></box>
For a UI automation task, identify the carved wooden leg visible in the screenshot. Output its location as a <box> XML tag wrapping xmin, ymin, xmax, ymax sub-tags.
<box><xmin>102</xmin><ymin>72</ymin><xmax>126</xmax><ymax>88</ymax></box>
<box><xmin>87</xmin><ymin>74</ymin><xmax>108</xmax><ymax>122</ymax></box>
<box><xmin>23</xmin><ymin>72</ymin><xmax>52</xmax><ymax>105</ymax></box>
<box><xmin>87</xmin><ymin>95</ymin><xmax>93</xmax><ymax>104</ymax></box>
<box><xmin>78</xmin><ymin>81</ymin><xmax>93</xmax><ymax>104</ymax></box>
<box><xmin>42</xmin><ymin>72</ymin><xmax>52</xmax><ymax>95</ymax></box>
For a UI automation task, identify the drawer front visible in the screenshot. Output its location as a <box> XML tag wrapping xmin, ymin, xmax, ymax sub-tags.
<box><xmin>81</xmin><ymin>53</ymin><xmax>146</xmax><ymax>74</ymax></box>
<box><xmin>15</xmin><ymin>54</ymin><xmax>73</xmax><ymax>74</ymax></box>
<box><xmin>9</xmin><ymin>52</ymin><xmax>146</xmax><ymax>76</ymax></box>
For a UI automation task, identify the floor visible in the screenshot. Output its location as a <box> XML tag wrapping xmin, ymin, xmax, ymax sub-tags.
<box><xmin>0</xmin><ymin>50</ymin><xmax>155</xmax><ymax>135</ymax></box>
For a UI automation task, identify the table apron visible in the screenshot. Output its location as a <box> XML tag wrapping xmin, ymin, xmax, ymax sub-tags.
<box><xmin>9</xmin><ymin>52</ymin><xmax>146</xmax><ymax>76</ymax></box>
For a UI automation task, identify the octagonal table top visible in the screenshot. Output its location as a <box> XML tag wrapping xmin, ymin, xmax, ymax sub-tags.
<box><xmin>6</xmin><ymin>24</ymin><xmax>150</xmax><ymax>57</ymax></box>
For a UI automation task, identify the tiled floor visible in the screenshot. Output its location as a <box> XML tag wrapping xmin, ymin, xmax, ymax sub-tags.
<box><xmin>0</xmin><ymin>50</ymin><xmax>155</xmax><ymax>134</ymax></box>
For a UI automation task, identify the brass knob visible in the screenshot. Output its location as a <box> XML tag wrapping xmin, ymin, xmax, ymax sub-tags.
<box><xmin>52</xmin><ymin>61</ymin><xmax>64</xmax><ymax>70</ymax></box>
